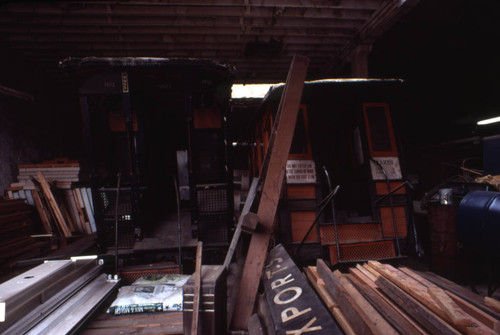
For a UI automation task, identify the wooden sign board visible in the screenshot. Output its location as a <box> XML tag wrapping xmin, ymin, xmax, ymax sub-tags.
<box><xmin>261</xmin><ymin>244</ymin><xmax>342</xmax><ymax>335</ymax></box>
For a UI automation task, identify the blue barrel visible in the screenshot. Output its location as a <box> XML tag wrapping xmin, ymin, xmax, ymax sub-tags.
<box><xmin>456</xmin><ymin>191</ymin><xmax>500</xmax><ymax>253</ymax></box>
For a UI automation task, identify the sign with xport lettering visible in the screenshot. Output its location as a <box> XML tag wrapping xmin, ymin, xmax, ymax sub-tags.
<box><xmin>261</xmin><ymin>244</ymin><xmax>342</xmax><ymax>334</ymax></box>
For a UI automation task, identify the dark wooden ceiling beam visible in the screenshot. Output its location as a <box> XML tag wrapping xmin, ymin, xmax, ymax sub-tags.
<box><xmin>1</xmin><ymin>33</ymin><xmax>351</xmax><ymax>45</ymax></box>
<box><xmin>0</xmin><ymin>0</ymin><xmax>419</xmax><ymax>83</ymax></box>
<box><xmin>0</xmin><ymin>4</ymin><xmax>375</xmax><ymax>20</ymax></box>
<box><xmin>19</xmin><ymin>47</ymin><xmax>339</xmax><ymax>58</ymax></box>
<box><xmin>0</xmin><ymin>15</ymin><xmax>366</xmax><ymax>29</ymax></box>
<box><xmin>0</xmin><ymin>25</ymin><xmax>357</xmax><ymax>37</ymax></box>
<box><xmin>2</xmin><ymin>0</ymin><xmax>383</xmax><ymax>10</ymax></box>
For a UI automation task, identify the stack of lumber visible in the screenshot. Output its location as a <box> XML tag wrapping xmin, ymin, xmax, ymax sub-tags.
<box><xmin>8</xmin><ymin>158</ymin><xmax>80</xmax><ymax>195</ymax></box>
<box><xmin>5</xmin><ymin>159</ymin><xmax>95</xmax><ymax>237</ymax></box>
<box><xmin>307</xmin><ymin>259</ymin><xmax>500</xmax><ymax>335</ymax></box>
<box><xmin>0</xmin><ymin>199</ymin><xmax>47</xmax><ymax>268</ymax></box>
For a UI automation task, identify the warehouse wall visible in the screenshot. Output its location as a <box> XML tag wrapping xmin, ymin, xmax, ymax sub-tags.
<box><xmin>0</xmin><ymin>52</ymin><xmax>80</xmax><ymax>196</ymax></box>
<box><xmin>0</xmin><ymin>96</ymin><xmax>51</xmax><ymax>194</ymax></box>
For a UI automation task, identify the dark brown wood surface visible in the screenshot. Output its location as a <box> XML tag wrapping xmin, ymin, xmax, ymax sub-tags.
<box><xmin>81</xmin><ymin>312</ymin><xmax>183</xmax><ymax>335</ymax></box>
<box><xmin>316</xmin><ymin>259</ymin><xmax>374</xmax><ymax>335</ymax></box>
<box><xmin>375</xmin><ymin>274</ymin><xmax>461</xmax><ymax>335</ymax></box>
<box><xmin>191</xmin><ymin>241</ymin><xmax>203</xmax><ymax>335</ymax></box>
<box><xmin>231</xmin><ymin>55</ymin><xmax>309</xmax><ymax>330</ymax></box>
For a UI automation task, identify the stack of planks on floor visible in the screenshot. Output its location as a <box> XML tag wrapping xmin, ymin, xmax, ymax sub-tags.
<box><xmin>0</xmin><ymin>199</ymin><xmax>48</xmax><ymax>269</ymax></box>
<box><xmin>5</xmin><ymin>159</ymin><xmax>95</xmax><ymax>237</ymax></box>
<box><xmin>307</xmin><ymin>259</ymin><xmax>500</xmax><ymax>335</ymax></box>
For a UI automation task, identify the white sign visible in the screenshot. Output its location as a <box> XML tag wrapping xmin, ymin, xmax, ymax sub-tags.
<box><xmin>286</xmin><ymin>160</ymin><xmax>316</xmax><ymax>184</ymax></box>
<box><xmin>370</xmin><ymin>157</ymin><xmax>402</xmax><ymax>180</ymax></box>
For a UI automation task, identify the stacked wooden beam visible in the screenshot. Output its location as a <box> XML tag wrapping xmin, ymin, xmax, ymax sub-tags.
<box><xmin>307</xmin><ymin>260</ymin><xmax>500</xmax><ymax>335</ymax></box>
<box><xmin>8</xmin><ymin>158</ymin><xmax>80</xmax><ymax>195</ymax></box>
<box><xmin>5</xmin><ymin>159</ymin><xmax>95</xmax><ymax>237</ymax></box>
<box><xmin>0</xmin><ymin>199</ymin><xmax>47</xmax><ymax>267</ymax></box>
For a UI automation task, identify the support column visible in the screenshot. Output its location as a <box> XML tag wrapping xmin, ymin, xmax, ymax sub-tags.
<box><xmin>350</xmin><ymin>44</ymin><xmax>372</xmax><ymax>78</ymax></box>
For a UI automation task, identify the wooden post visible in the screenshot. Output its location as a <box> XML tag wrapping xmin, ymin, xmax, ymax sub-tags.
<box><xmin>36</xmin><ymin>171</ymin><xmax>72</xmax><ymax>237</ymax></box>
<box><xmin>231</xmin><ymin>55</ymin><xmax>309</xmax><ymax>330</ymax></box>
<box><xmin>191</xmin><ymin>241</ymin><xmax>203</xmax><ymax>335</ymax></box>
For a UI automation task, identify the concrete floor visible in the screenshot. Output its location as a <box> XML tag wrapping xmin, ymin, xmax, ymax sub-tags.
<box><xmin>133</xmin><ymin>208</ymin><xmax>197</xmax><ymax>252</ymax></box>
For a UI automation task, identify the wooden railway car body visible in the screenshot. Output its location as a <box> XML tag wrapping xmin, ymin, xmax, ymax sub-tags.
<box><xmin>244</xmin><ymin>79</ymin><xmax>412</xmax><ymax>265</ymax></box>
<box><xmin>62</xmin><ymin>57</ymin><xmax>234</xmax><ymax>251</ymax></box>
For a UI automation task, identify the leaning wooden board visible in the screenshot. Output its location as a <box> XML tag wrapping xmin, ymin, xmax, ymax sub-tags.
<box><xmin>231</xmin><ymin>55</ymin><xmax>309</xmax><ymax>330</ymax></box>
<box><xmin>80</xmin><ymin>312</ymin><xmax>183</xmax><ymax>334</ymax></box>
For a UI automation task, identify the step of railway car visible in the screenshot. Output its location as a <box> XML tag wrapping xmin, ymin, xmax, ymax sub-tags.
<box><xmin>320</xmin><ymin>222</ymin><xmax>385</xmax><ymax>244</ymax></box>
<box><xmin>327</xmin><ymin>240</ymin><xmax>400</xmax><ymax>265</ymax></box>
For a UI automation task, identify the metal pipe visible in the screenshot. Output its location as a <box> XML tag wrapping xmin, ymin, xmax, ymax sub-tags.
<box><xmin>114</xmin><ymin>172</ymin><xmax>121</xmax><ymax>276</ymax></box>
<box><xmin>173</xmin><ymin>176</ymin><xmax>183</xmax><ymax>273</ymax></box>
<box><xmin>296</xmin><ymin>184</ymin><xmax>340</xmax><ymax>256</ymax></box>
<box><xmin>322</xmin><ymin>166</ymin><xmax>341</xmax><ymax>262</ymax></box>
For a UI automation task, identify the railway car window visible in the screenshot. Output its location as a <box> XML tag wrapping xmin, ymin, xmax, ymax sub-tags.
<box><xmin>353</xmin><ymin>127</ymin><xmax>364</xmax><ymax>166</ymax></box>
<box><xmin>290</xmin><ymin>107</ymin><xmax>310</xmax><ymax>156</ymax></box>
<box><xmin>365</xmin><ymin>105</ymin><xmax>391</xmax><ymax>152</ymax></box>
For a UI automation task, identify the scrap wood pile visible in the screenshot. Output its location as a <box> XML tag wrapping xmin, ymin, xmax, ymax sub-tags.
<box><xmin>0</xmin><ymin>199</ymin><xmax>49</xmax><ymax>269</ymax></box>
<box><xmin>307</xmin><ymin>260</ymin><xmax>500</xmax><ymax>335</ymax></box>
<box><xmin>5</xmin><ymin>158</ymin><xmax>95</xmax><ymax>237</ymax></box>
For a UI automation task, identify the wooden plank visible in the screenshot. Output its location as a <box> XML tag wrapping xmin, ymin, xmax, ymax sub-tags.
<box><xmin>63</xmin><ymin>189</ymin><xmax>84</xmax><ymax>233</ymax></box>
<box><xmin>349</xmin><ymin>267</ymin><xmax>378</xmax><ymax>289</ymax></box>
<box><xmin>367</xmin><ymin>261</ymin><xmax>445</xmax><ymax>314</ymax></box>
<box><xmin>81</xmin><ymin>312</ymin><xmax>183</xmax><ymax>335</ymax></box>
<box><xmin>73</xmin><ymin>189</ymin><xmax>92</xmax><ymax>234</ymax></box>
<box><xmin>399</xmin><ymin>270</ymin><xmax>498</xmax><ymax>332</ymax></box>
<box><xmin>415</xmin><ymin>270</ymin><xmax>500</xmax><ymax>320</ymax></box>
<box><xmin>305</xmin><ymin>266</ymin><xmax>356</xmax><ymax>335</ymax></box>
<box><xmin>347</xmin><ymin>273</ymin><xmax>427</xmax><ymax>335</ymax></box>
<box><xmin>375</xmin><ymin>274</ymin><xmax>461</xmax><ymax>335</ymax></box>
<box><xmin>224</xmin><ymin>177</ymin><xmax>259</xmax><ymax>270</ymax></box>
<box><xmin>241</xmin><ymin>211</ymin><xmax>259</xmax><ymax>232</ymax></box>
<box><xmin>349</xmin><ymin>267</ymin><xmax>428</xmax><ymax>334</ymax></box>
<box><xmin>248</xmin><ymin>314</ymin><xmax>265</xmax><ymax>335</ymax></box>
<box><xmin>86</xmin><ymin>188</ymin><xmax>94</xmax><ymax>213</ymax></box>
<box><xmin>428</xmin><ymin>286</ymin><xmax>473</xmax><ymax>327</ymax></box>
<box><xmin>256</xmin><ymin>294</ymin><xmax>276</xmax><ymax>335</ymax></box>
<box><xmin>231</xmin><ymin>55</ymin><xmax>309</xmax><ymax>331</ymax></box>
<box><xmin>19</xmin><ymin>164</ymin><xmax>79</xmax><ymax>170</ymax></box>
<box><xmin>484</xmin><ymin>297</ymin><xmax>500</xmax><ymax>314</ymax></box>
<box><xmin>315</xmin><ymin>259</ymin><xmax>374</xmax><ymax>335</ymax></box>
<box><xmin>57</xmin><ymin>191</ymin><xmax>77</xmax><ymax>233</ymax></box>
<box><xmin>362</xmin><ymin>263</ymin><xmax>382</xmax><ymax>279</ymax></box>
<box><xmin>449</xmin><ymin>292</ymin><xmax>500</xmax><ymax>333</ymax></box>
<box><xmin>32</xmin><ymin>189</ymin><xmax>57</xmax><ymax>234</ymax></box>
<box><xmin>36</xmin><ymin>172</ymin><xmax>72</xmax><ymax>237</ymax></box>
<box><xmin>191</xmin><ymin>241</ymin><xmax>203</xmax><ymax>335</ymax></box>
<box><xmin>416</xmin><ymin>271</ymin><xmax>500</xmax><ymax>319</ymax></box>
<box><xmin>332</xmin><ymin>270</ymin><xmax>398</xmax><ymax>335</ymax></box>
<box><xmin>369</xmin><ymin>262</ymin><xmax>497</xmax><ymax>335</ymax></box>
<box><xmin>47</xmin><ymin>233</ymin><xmax>97</xmax><ymax>258</ymax></box>
<box><xmin>79</xmin><ymin>188</ymin><xmax>96</xmax><ymax>233</ymax></box>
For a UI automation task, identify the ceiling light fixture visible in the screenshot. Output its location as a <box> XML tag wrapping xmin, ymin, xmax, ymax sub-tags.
<box><xmin>477</xmin><ymin>116</ymin><xmax>500</xmax><ymax>125</ymax></box>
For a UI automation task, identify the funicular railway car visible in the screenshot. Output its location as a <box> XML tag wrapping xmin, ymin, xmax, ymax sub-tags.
<box><xmin>242</xmin><ymin>79</ymin><xmax>414</xmax><ymax>266</ymax></box>
<box><xmin>61</xmin><ymin>57</ymin><xmax>235</xmax><ymax>263</ymax></box>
